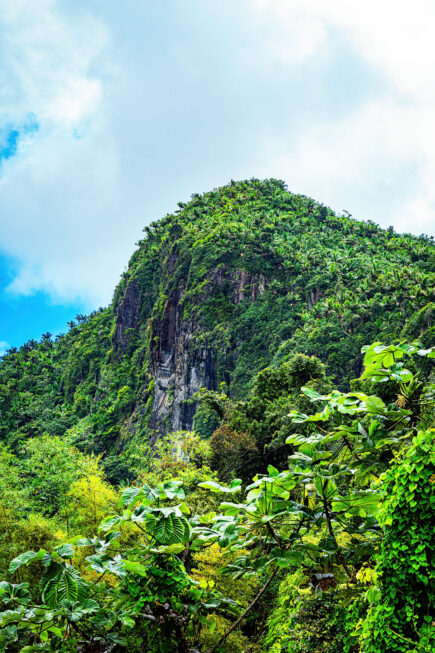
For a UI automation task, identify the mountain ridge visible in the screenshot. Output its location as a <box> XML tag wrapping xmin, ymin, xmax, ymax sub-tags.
<box><xmin>1</xmin><ymin>178</ymin><xmax>434</xmax><ymax>480</ymax></box>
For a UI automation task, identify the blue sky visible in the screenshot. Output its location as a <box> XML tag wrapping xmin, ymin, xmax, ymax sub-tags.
<box><xmin>1</xmin><ymin>0</ymin><xmax>435</xmax><ymax>352</ymax></box>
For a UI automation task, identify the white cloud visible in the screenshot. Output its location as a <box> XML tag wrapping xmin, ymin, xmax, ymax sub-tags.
<box><xmin>0</xmin><ymin>0</ymin><xmax>106</xmax><ymax>126</ymax></box>
<box><xmin>0</xmin><ymin>341</ymin><xmax>9</xmax><ymax>356</ymax></box>
<box><xmin>256</xmin><ymin>0</ymin><xmax>435</xmax><ymax>233</ymax></box>
<box><xmin>0</xmin><ymin>0</ymin><xmax>131</xmax><ymax>305</ymax></box>
<box><xmin>1</xmin><ymin>121</ymin><xmax>130</xmax><ymax>304</ymax></box>
<box><xmin>0</xmin><ymin>0</ymin><xmax>433</xmax><ymax>314</ymax></box>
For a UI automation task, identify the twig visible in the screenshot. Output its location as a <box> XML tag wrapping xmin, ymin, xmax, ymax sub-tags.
<box><xmin>206</xmin><ymin>569</ymin><xmax>278</xmax><ymax>653</ymax></box>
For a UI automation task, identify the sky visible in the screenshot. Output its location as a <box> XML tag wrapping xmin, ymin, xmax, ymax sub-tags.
<box><xmin>1</xmin><ymin>0</ymin><xmax>435</xmax><ymax>352</ymax></box>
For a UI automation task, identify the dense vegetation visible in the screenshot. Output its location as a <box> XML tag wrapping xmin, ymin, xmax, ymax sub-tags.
<box><xmin>1</xmin><ymin>179</ymin><xmax>434</xmax><ymax>474</ymax></box>
<box><xmin>0</xmin><ymin>179</ymin><xmax>434</xmax><ymax>651</ymax></box>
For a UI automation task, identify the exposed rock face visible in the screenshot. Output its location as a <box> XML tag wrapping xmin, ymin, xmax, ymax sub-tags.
<box><xmin>209</xmin><ymin>266</ymin><xmax>266</xmax><ymax>304</ymax></box>
<box><xmin>149</xmin><ymin>287</ymin><xmax>217</xmax><ymax>433</ymax></box>
<box><xmin>307</xmin><ymin>289</ymin><xmax>321</xmax><ymax>308</ymax></box>
<box><xmin>113</xmin><ymin>279</ymin><xmax>141</xmax><ymax>354</ymax></box>
<box><xmin>148</xmin><ymin>267</ymin><xmax>266</xmax><ymax>432</ymax></box>
<box><xmin>232</xmin><ymin>269</ymin><xmax>266</xmax><ymax>304</ymax></box>
<box><xmin>112</xmin><ymin>264</ymin><xmax>267</xmax><ymax>435</ymax></box>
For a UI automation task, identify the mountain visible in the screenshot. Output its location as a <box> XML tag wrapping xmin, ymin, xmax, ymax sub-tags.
<box><xmin>1</xmin><ymin>178</ymin><xmax>434</xmax><ymax>478</ymax></box>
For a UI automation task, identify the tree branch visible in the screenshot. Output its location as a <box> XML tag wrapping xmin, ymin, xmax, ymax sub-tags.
<box><xmin>206</xmin><ymin>569</ymin><xmax>278</xmax><ymax>653</ymax></box>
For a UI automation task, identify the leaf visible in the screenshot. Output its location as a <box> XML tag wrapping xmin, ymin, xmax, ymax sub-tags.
<box><xmin>219</xmin><ymin>502</ymin><xmax>246</xmax><ymax>516</ymax></box>
<box><xmin>151</xmin><ymin>513</ymin><xmax>190</xmax><ymax>545</ymax></box>
<box><xmin>9</xmin><ymin>550</ymin><xmax>47</xmax><ymax>574</ymax></box>
<box><xmin>81</xmin><ymin>598</ymin><xmax>99</xmax><ymax>612</ymax></box>
<box><xmin>197</xmin><ymin>511</ymin><xmax>216</xmax><ymax>524</ymax></box>
<box><xmin>270</xmin><ymin>548</ymin><xmax>304</xmax><ymax>567</ymax></box>
<box><xmin>40</xmin><ymin>562</ymin><xmax>88</xmax><ymax>608</ymax></box>
<box><xmin>0</xmin><ymin>581</ymin><xmax>31</xmax><ymax>605</ymax></box>
<box><xmin>162</xmin><ymin>480</ymin><xmax>185</xmax><ymax>499</ymax></box>
<box><xmin>76</xmin><ymin>538</ymin><xmax>94</xmax><ymax>547</ymax></box>
<box><xmin>99</xmin><ymin>515</ymin><xmax>121</xmax><ymax>531</ymax></box>
<box><xmin>120</xmin><ymin>615</ymin><xmax>135</xmax><ymax>628</ymax></box>
<box><xmin>120</xmin><ymin>486</ymin><xmax>142</xmax><ymax>507</ymax></box>
<box><xmin>417</xmin><ymin>348</ymin><xmax>433</xmax><ymax>356</ymax></box>
<box><xmin>332</xmin><ymin>492</ymin><xmax>380</xmax><ymax>517</ymax></box>
<box><xmin>0</xmin><ymin>610</ymin><xmax>23</xmax><ymax>626</ymax></box>
<box><xmin>123</xmin><ymin>560</ymin><xmax>147</xmax><ymax>577</ymax></box>
<box><xmin>150</xmin><ymin>543</ymin><xmax>185</xmax><ymax>554</ymax></box>
<box><xmin>131</xmin><ymin>505</ymin><xmax>151</xmax><ymax>524</ymax></box>
<box><xmin>315</xmin><ymin>476</ymin><xmax>337</xmax><ymax>500</ymax></box>
<box><xmin>86</xmin><ymin>554</ymin><xmax>105</xmax><ymax>574</ymax></box>
<box><xmin>56</xmin><ymin>544</ymin><xmax>74</xmax><ymax>559</ymax></box>
<box><xmin>365</xmin><ymin>586</ymin><xmax>381</xmax><ymax>604</ymax></box>
<box><xmin>198</xmin><ymin>480</ymin><xmax>241</xmax><ymax>493</ymax></box>
<box><xmin>365</xmin><ymin>396</ymin><xmax>386</xmax><ymax>414</ymax></box>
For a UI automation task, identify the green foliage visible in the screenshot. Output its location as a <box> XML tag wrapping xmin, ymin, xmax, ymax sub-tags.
<box><xmin>209</xmin><ymin>425</ymin><xmax>259</xmax><ymax>481</ymax></box>
<box><xmin>0</xmin><ymin>480</ymin><xmax>240</xmax><ymax>652</ymax></box>
<box><xmin>22</xmin><ymin>435</ymin><xmax>103</xmax><ymax>519</ymax></box>
<box><xmin>196</xmin><ymin>342</ymin><xmax>434</xmax><ymax>651</ymax></box>
<box><xmin>264</xmin><ymin>569</ymin><xmax>354</xmax><ymax>652</ymax></box>
<box><xmin>66</xmin><ymin>474</ymin><xmax>118</xmax><ymax>536</ymax></box>
<box><xmin>0</xmin><ymin>340</ymin><xmax>434</xmax><ymax>652</ymax></box>
<box><xmin>359</xmin><ymin>429</ymin><xmax>435</xmax><ymax>652</ymax></box>
<box><xmin>201</xmin><ymin>353</ymin><xmax>333</xmax><ymax>472</ymax></box>
<box><xmin>0</xmin><ymin>175</ymin><xmax>434</xmax><ymax>651</ymax></box>
<box><xmin>191</xmin><ymin>542</ymin><xmax>257</xmax><ymax>652</ymax></box>
<box><xmin>1</xmin><ymin>179</ymin><xmax>434</xmax><ymax>461</ymax></box>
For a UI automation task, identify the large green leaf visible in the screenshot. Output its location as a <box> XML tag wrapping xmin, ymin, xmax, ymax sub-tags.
<box><xmin>151</xmin><ymin>513</ymin><xmax>190</xmax><ymax>545</ymax></box>
<box><xmin>198</xmin><ymin>479</ymin><xmax>241</xmax><ymax>493</ymax></box>
<box><xmin>150</xmin><ymin>543</ymin><xmax>185</xmax><ymax>554</ymax></box>
<box><xmin>9</xmin><ymin>550</ymin><xmax>47</xmax><ymax>574</ymax></box>
<box><xmin>99</xmin><ymin>515</ymin><xmax>122</xmax><ymax>531</ymax></box>
<box><xmin>123</xmin><ymin>560</ymin><xmax>147</xmax><ymax>577</ymax></box>
<box><xmin>365</xmin><ymin>396</ymin><xmax>386</xmax><ymax>415</ymax></box>
<box><xmin>55</xmin><ymin>544</ymin><xmax>74</xmax><ymax>560</ymax></box>
<box><xmin>120</xmin><ymin>486</ymin><xmax>142</xmax><ymax>507</ymax></box>
<box><xmin>315</xmin><ymin>477</ymin><xmax>337</xmax><ymax>500</ymax></box>
<box><xmin>332</xmin><ymin>492</ymin><xmax>381</xmax><ymax>517</ymax></box>
<box><xmin>0</xmin><ymin>582</ymin><xmax>31</xmax><ymax>606</ymax></box>
<box><xmin>162</xmin><ymin>480</ymin><xmax>185</xmax><ymax>499</ymax></box>
<box><xmin>40</xmin><ymin>562</ymin><xmax>88</xmax><ymax>608</ymax></box>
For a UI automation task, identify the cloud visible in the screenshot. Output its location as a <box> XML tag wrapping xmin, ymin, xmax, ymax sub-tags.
<box><xmin>0</xmin><ymin>115</ymin><xmax>39</xmax><ymax>164</ymax></box>
<box><xmin>0</xmin><ymin>0</ymin><xmax>106</xmax><ymax>125</ymax></box>
<box><xmin>0</xmin><ymin>341</ymin><xmax>9</xmax><ymax>357</ymax></box>
<box><xmin>255</xmin><ymin>0</ymin><xmax>435</xmax><ymax>233</ymax></box>
<box><xmin>0</xmin><ymin>0</ymin><xmax>433</xmax><ymax>313</ymax></box>
<box><xmin>0</xmin><ymin>0</ymin><xmax>128</xmax><ymax>305</ymax></box>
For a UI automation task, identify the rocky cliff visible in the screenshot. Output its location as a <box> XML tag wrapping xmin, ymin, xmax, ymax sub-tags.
<box><xmin>113</xmin><ymin>258</ymin><xmax>268</xmax><ymax>434</ymax></box>
<box><xmin>1</xmin><ymin>179</ymin><xmax>433</xmax><ymax>473</ymax></box>
<box><xmin>105</xmin><ymin>179</ymin><xmax>433</xmax><ymax>442</ymax></box>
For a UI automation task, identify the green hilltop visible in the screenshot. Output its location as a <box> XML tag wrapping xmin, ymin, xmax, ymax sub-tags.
<box><xmin>1</xmin><ymin>179</ymin><xmax>433</xmax><ymax>475</ymax></box>
<box><xmin>0</xmin><ymin>179</ymin><xmax>434</xmax><ymax>652</ymax></box>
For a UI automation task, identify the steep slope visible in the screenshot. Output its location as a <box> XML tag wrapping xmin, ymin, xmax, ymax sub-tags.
<box><xmin>0</xmin><ymin>179</ymin><xmax>434</xmax><ymax>477</ymax></box>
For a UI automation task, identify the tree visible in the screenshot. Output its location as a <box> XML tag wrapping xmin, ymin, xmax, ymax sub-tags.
<box><xmin>22</xmin><ymin>435</ymin><xmax>104</xmax><ymax>532</ymax></box>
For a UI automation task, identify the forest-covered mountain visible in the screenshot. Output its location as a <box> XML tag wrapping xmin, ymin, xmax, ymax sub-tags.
<box><xmin>0</xmin><ymin>179</ymin><xmax>434</xmax><ymax>653</ymax></box>
<box><xmin>0</xmin><ymin>179</ymin><xmax>434</xmax><ymax>479</ymax></box>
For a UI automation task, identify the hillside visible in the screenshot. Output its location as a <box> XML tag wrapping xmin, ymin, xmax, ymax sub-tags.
<box><xmin>0</xmin><ymin>179</ymin><xmax>434</xmax><ymax>653</ymax></box>
<box><xmin>1</xmin><ymin>179</ymin><xmax>434</xmax><ymax>477</ymax></box>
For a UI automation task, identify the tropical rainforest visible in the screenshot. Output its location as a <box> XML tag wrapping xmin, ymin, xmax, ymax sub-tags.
<box><xmin>0</xmin><ymin>178</ymin><xmax>434</xmax><ymax>652</ymax></box>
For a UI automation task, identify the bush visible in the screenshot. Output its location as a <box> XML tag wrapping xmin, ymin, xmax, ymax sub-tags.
<box><xmin>359</xmin><ymin>430</ymin><xmax>435</xmax><ymax>652</ymax></box>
